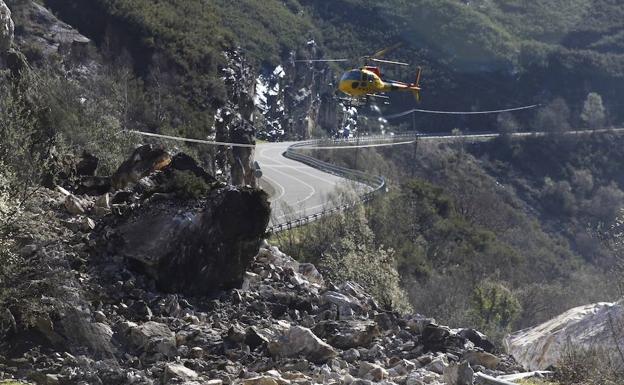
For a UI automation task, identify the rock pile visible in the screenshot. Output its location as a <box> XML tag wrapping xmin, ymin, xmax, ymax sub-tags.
<box><xmin>2</xmin><ymin>234</ymin><xmax>522</xmax><ymax>384</ymax></box>
<box><xmin>1</xmin><ymin>146</ymin><xmax>523</xmax><ymax>385</ymax></box>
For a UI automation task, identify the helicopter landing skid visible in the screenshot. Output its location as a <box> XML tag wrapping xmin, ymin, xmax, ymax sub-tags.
<box><xmin>335</xmin><ymin>94</ymin><xmax>389</xmax><ymax>108</ymax></box>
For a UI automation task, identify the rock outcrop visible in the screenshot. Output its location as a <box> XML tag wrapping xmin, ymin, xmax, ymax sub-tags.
<box><xmin>11</xmin><ymin>1</ymin><xmax>90</xmax><ymax>59</ymax></box>
<box><xmin>0</xmin><ymin>0</ymin><xmax>13</xmax><ymax>52</ymax></box>
<box><xmin>505</xmin><ymin>301</ymin><xmax>624</xmax><ymax>370</ymax></box>
<box><xmin>254</xmin><ymin>41</ymin><xmax>341</xmax><ymax>141</ymax></box>
<box><xmin>216</xmin><ymin>50</ymin><xmax>258</xmax><ymax>187</ymax></box>
<box><xmin>109</xmin><ymin>185</ymin><xmax>270</xmax><ymax>295</ymax></box>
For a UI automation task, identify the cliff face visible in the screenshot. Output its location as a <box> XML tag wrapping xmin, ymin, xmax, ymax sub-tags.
<box><xmin>254</xmin><ymin>42</ymin><xmax>342</xmax><ymax>141</ymax></box>
<box><xmin>215</xmin><ymin>50</ymin><xmax>258</xmax><ymax>187</ymax></box>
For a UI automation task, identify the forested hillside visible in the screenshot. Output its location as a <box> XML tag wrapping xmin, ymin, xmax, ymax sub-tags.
<box><xmin>3</xmin><ymin>0</ymin><xmax>622</xmax><ymax>320</ymax></box>
<box><xmin>4</xmin><ymin>0</ymin><xmax>622</xmax><ymax>333</ymax></box>
<box><xmin>39</xmin><ymin>0</ymin><xmax>624</xmax><ymax>136</ymax></box>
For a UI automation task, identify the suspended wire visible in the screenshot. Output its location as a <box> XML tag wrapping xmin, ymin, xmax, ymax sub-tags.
<box><xmin>384</xmin><ymin>104</ymin><xmax>541</xmax><ymax>120</ymax></box>
<box><xmin>295</xmin><ymin>139</ymin><xmax>417</xmax><ymax>150</ymax></box>
<box><xmin>122</xmin><ymin>130</ymin><xmax>257</xmax><ymax>148</ymax></box>
<box><xmin>123</xmin><ymin>129</ymin><xmax>419</xmax><ymax>150</ymax></box>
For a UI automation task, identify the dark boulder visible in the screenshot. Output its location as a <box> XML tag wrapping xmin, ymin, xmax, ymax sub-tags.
<box><xmin>458</xmin><ymin>328</ymin><xmax>495</xmax><ymax>353</ymax></box>
<box><xmin>169</xmin><ymin>152</ymin><xmax>217</xmax><ymax>184</ymax></box>
<box><xmin>44</xmin><ymin>150</ymin><xmax>108</xmax><ymax>194</ymax></box>
<box><xmin>313</xmin><ymin>320</ymin><xmax>380</xmax><ymax>349</ymax></box>
<box><xmin>75</xmin><ymin>176</ymin><xmax>111</xmax><ymax>195</ymax></box>
<box><xmin>109</xmin><ymin>186</ymin><xmax>270</xmax><ymax>296</ymax></box>
<box><xmin>421</xmin><ymin>323</ymin><xmax>466</xmax><ymax>354</ymax></box>
<box><xmin>76</xmin><ymin>151</ymin><xmax>99</xmax><ymax>176</ymax></box>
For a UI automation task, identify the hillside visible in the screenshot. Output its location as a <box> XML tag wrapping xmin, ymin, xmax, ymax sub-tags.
<box><xmin>1</xmin><ymin>1</ymin><xmax>624</xmax><ymax>384</ymax></box>
<box><xmin>33</xmin><ymin>0</ymin><xmax>624</xmax><ymax>136</ymax></box>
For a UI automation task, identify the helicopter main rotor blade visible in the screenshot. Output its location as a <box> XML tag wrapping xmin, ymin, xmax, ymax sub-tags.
<box><xmin>295</xmin><ymin>59</ymin><xmax>350</xmax><ymax>63</ymax></box>
<box><xmin>371</xmin><ymin>43</ymin><xmax>403</xmax><ymax>59</ymax></box>
<box><xmin>370</xmin><ymin>58</ymin><xmax>409</xmax><ymax>66</ymax></box>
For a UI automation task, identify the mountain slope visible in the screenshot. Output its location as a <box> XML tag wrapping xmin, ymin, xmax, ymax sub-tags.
<box><xmin>36</xmin><ymin>0</ymin><xmax>624</xmax><ymax>134</ymax></box>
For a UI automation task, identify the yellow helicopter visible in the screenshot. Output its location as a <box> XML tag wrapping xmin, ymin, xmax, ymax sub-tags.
<box><xmin>297</xmin><ymin>44</ymin><xmax>422</xmax><ymax>106</ymax></box>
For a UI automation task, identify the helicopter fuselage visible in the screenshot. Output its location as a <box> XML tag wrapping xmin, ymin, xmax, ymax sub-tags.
<box><xmin>338</xmin><ymin>67</ymin><xmax>421</xmax><ymax>100</ymax></box>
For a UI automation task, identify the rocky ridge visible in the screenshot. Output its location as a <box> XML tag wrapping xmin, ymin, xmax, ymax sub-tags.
<box><xmin>254</xmin><ymin>41</ymin><xmax>343</xmax><ymax>141</ymax></box>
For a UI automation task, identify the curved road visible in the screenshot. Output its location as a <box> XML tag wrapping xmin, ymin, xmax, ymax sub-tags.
<box><xmin>256</xmin><ymin>128</ymin><xmax>624</xmax><ymax>228</ymax></box>
<box><xmin>256</xmin><ymin>142</ymin><xmax>366</xmax><ymax>226</ymax></box>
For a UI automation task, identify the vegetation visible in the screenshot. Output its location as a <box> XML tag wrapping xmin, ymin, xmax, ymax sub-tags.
<box><xmin>279</xmin><ymin>127</ymin><xmax>624</xmax><ymax>347</ymax></box>
<box><xmin>169</xmin><ymin>170</ymin><xmax>211</xmax><ymax>200</ymax></box>
<box><xmin>275</xmin><ymin>192</ymin><xmax>412</xmax><ymax>313</ymax></box>
<box><xmin>555</xmin><ymin>344</ymin><xmax>624</xmax><ymax>385</ymax></box>
<box><xmin>2</xmin><ymin>0</ymin><xmax>624</xmax><ymax>367</ymax></box>
<box><xmin>32</xmin><ymin>0</ymin><xmax>624</xmax><ymax>137</ymax></box>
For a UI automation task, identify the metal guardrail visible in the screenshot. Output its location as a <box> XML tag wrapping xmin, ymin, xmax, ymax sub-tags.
<box><xmin>265</xmin><ymin>127</ymin><xmax>624</xmax><ymax>233</ymax></box>
<box><xmin>266</xmin><ymin>139</ymin><xmax>391</xmax><ymax>233</ymax></box>
<box><xmin>265</xmin><ymin>130</ymin><xmax>511</xmax><ymax>233</ymax></box>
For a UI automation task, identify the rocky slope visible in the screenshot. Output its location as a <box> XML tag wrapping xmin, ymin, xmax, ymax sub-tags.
<box><xmin>0</xmin><ymin>146</ymin><xmax>527</xmax><ymax>385</ymax></box>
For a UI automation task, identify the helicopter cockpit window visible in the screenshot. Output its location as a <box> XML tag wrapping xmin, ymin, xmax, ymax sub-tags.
<box><xmin>341</xmin><ymin>71</ymin><xmax>361</xmax><ymax>82</ymax></box>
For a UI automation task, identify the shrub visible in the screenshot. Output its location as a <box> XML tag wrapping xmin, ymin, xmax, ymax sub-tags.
<box><xmin>556</xmin><ymin>344</ymin><xmax>624</xmax><ymax>385</ymax></box>
<box><xmin>169</xmin><ymin>171</ymin><xmax>211</xmax><ymax>200</ymax></box>
<box><xmin>276</xmin><ymin>200</ymin><xmax>412</xmax><ymax>314</ymax></box>
<box><xmin>469</xmin><ymin>280</ymin><xmax>521</xmax><ymax>343</ymax></box>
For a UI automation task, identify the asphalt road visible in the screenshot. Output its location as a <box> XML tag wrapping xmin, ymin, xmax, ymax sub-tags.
<box><xmin>256</xmin><ymin>128</ymin><xmax>624</xmax><ymax>228</ymax></box>
<box><xmin>256</xmin><ymin>142</ymin><xmax>364</xmax><ymax>226</ymax></box>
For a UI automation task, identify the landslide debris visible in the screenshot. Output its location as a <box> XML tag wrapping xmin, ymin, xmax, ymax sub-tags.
<box><xmin>1</xmin><ymin>146</ymin><xmax>523</xmax><ymax>385</ymax></box>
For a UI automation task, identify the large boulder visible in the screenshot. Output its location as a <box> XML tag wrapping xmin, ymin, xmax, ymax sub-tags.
<box><xmin>162</xmin><ymin>363</ymin><xmax>199</xmax><ymax>384</ymax></box>
<box><xmin>115</xmin><ymin>321</ymin><xmax>177</xmax><ymax>362</ymax></box>
<box><xmin>443</xmin><ymin>361</ymin><xmax>474</xmax><ymax>385</ymax></box>
<box><xmin>313</xmin><ymin>320</ymin><xmax>380</xmax><ymax>349</ymax></box>
<box><xmin>109</xmin><ymin>185</ymin><xmax>270</xmax><ymax>295</ymax></box>
<box><xmin>505</xmin><ymin>301</ymin><xmax>624</xmax><ymax>370</ymax></box>
<box><xmin>0</xmin><ymin>1</ymin><xmax>13</xmax><ymax>52</ymax></box>
<box><xmin>262</xmin><ymin>321</ymin><xmax>338</xmax><ymax>363</ymax></box>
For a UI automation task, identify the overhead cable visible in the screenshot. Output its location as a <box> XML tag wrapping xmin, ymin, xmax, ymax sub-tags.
<box><xmin>384</xmin><ymin>104</ymin><xmax>541</xmax><ymax>119</ymax></box>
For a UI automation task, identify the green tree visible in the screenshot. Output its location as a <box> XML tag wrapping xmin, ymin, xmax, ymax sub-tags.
<box><xmin>470</xmin><ymin>280</ymin><xmax>521</xmax><ymax>331</ymax></box>
<box><xmin>534</xmin><ymin>98</ymin><xmax>571</xmax><ymax>133</ymax></box>
<box><xmin>580</xmin><ymin>92</ymin><xmax>606</xmax><ymax>129</ymax></box>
